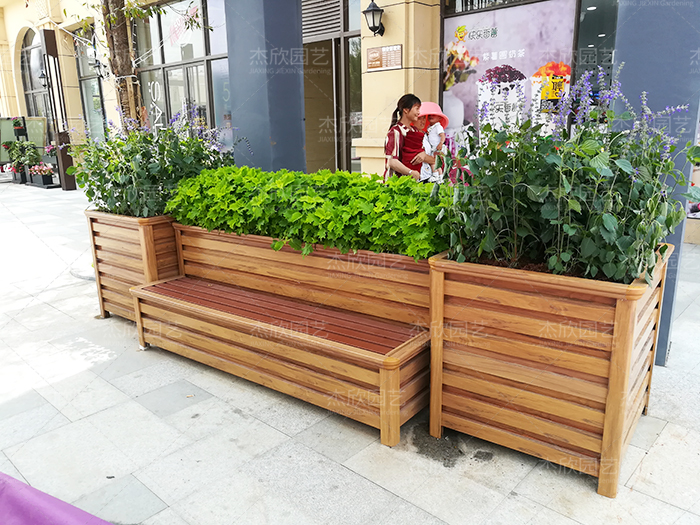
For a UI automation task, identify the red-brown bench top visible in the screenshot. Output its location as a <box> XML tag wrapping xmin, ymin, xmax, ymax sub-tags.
<box><xmin>144</xmin><ymin>277</ymin><xmax>422</xmax><ymax>355</ymax></box>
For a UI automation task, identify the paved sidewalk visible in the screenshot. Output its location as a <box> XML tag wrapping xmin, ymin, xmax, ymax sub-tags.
<box><xmin>1</xmin><ymin>181</ymin><xmax>700</xmax><ymax>525</ymax></box>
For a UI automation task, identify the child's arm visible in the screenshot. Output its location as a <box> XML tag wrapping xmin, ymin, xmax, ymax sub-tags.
<box><xmin>437</xmin><ymin>131</ymin><xmax>446</xmax><ymax>152</ymax></box>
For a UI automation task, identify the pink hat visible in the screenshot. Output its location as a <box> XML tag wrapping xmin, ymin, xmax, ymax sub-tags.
<box><xmin>419</xmin><ymin>102</ymin><xmax>449</xmax><ymax>129</ymax></box>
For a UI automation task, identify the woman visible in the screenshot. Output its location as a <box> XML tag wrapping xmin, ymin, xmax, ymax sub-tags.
<box><xmin>384</xmin><ymin>94</ymin><xmax>435</xmax><ymax>182</ymax></box>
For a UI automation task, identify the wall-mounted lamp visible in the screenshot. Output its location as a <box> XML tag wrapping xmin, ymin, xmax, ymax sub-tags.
<box><xmin>363</xmin><ymin>1</ymin><xmax>385</xmax><ymax>36</ymax></box>
<box><xmin>38</xmin><ymin>69</ymin><xmax>48</xmax><ymax>89</ymax></box>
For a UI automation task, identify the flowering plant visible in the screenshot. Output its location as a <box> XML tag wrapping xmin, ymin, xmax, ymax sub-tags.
<box><xmin>443</xmin><ymin>41</ymin><xmax>479</xmax><ymax>91</ymax></box>
<box><xmin>11</xmin><ymin>117</ymin><xmax>23</xmax><ymax>128</ymax></box>
<box><xmin>45</xmin><ymin>144</ymin><xmax>57</xmax><ymax>155</ymax></box>
<box><xmin>29</xmin><ymin>163</ymin><xmax>53</xmax><ymax>176</ymax></box>
<box><xmin>68</xmin><ymin>113</ymin><xmax>238</xmax><ymax>217</ymax></box>
<box><xmin>435</xmin><ymin>66</ymin><xmax>700</xmax><ymax>284</ymax></box>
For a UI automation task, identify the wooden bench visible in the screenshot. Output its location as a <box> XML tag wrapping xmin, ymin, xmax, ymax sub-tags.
<box><xmin>130</xmin><ymin>224</ymin><xmax>431</xmax><ymax>446</ymax></box>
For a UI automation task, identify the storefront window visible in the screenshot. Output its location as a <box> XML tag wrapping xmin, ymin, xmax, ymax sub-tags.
<box><xmin>211</xmin><ymin>59</ymin><xmax>232</xmax><ymax>147</ymax></box>
<box><xmin>140</xmin><ymin>69</ymin><xmax>167</xmax><ymax>130</ymax></box>
<box><xmin>134</xmin><ymin>18</ymin><xmax>162</xmax><ymax>66</ymax></box>
<box><xmin>75</xmin><ymin>31</ymin><xmax>107</xmax><ymax>141</ymax></box>
<box><xmin>346</xmin><ymin>0</ymin><xmax>361</xmax><ymax>32</ymax></box>
<box><xmin>135</xmin><ymin>0</ymin><xmax>227</xmax><ymax>134</ymax></box>
<box><xmin>161</xmin><ymin>0</ymin><xmax>205</xmax><ymax>63</ymax></box>
<box><xmin>21</xmin><ymin>29</ymin><xmax>55</xmax><ymax>145</ymax></box>
<box><xmin>348</xmin><ymin>36</ymin><xmax>362</xmax><ymax>172</ymax></box>
<box><xmin>206</xmin><ymin>0</ymin><xmax>227</xmax><ymax>55</ymax></box>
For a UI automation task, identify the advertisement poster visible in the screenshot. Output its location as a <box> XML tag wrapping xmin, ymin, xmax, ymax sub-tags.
<box><xmin>442</xmin><ymin>0</ymin><xmax>577</xmax><ymax>135</ymax></box>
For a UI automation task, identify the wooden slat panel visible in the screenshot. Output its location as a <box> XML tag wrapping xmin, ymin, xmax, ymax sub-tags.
<box><xmin>153</xmin><ymin>224</ymin><xmax>175</xmax><ymax>241</ymax></box>
<box><xmin>180</xmin><ymin>236</ymin><xmax>430</xmax><ymax>288</ymax></box>
<box><xmin>176</xmin><ymin>225</ymin><xmax>429</xmax><ymax>273</ymax></box>
<box><xmin>431</xmin><ymin>253</ymin><xmax>646</xmax><ymax>301</ymax></box>
<box><xmin>139</xmin><ymin>303</ymin><xmax>380</xmax><ymax>386</ymax></box>
<box><xmin>625</xmin><ymin>370</ymin><xmax>650</xmax><ymax>434</ymax></box>
<box><xmin>400</xmin><ymin>370</ymin><xmax>429</xmax><ymax>407</ymax></box>
<box><xmin>628</xmin><ymin>351</ymin><xmax>652</xmax><ymax>402</ymax></box>
<box><xmin>444</xmin><ymin>302</ymin><xmax>613</xmax><ymax>351</ymax></box>
<box><xmin>96</xmin><ymin>250</ymin><xmax>144</xmax><ymax>272</ymax></box>
<box><xmin>445</xmin><ymin>329</ymin><xmax>610</xmax><ymax>378</ymax></box>
<box><xmin>99</xmin><ymin>275</ymin><xmax>132</xmax><ymax>294</ymax></box>
<box><xmin>156</xmin><ymin>255</ymin><xmax>178</xmax><ymax>270</ymax></box>
<box><xmin>443</xmin><ymin>392</ymin><xmax>602</xmax><ymax>453</ymax></box>
<box><xmin>101</xmin><ymin>288</ymin><xmax>133</xmax><ymax>309</ymax></box>
<box><xmin>102</xmin><ymin>298</ymin><xmax>134</xmax><ymax>320</ymax></box>
<box><xmin>91</xmin><ymin>221</ymin><xmax>139</xmax><ymax>242</ymax></box>
<box><xmin>97</xmin><ymin>263</ymin><xmax>144</xmax><ymax>285</ymax></box>
<box><xmin>443</xmin><ymin>343</ymin><xmax>608</xmax><ymax>404</ymax></box>
<box><xmin>442</xmin><ymin>412</ymin><xmax>600</xmax><ymax>476</ymax></box>
<box><xmin>633</xmin><ymin>312</ymin><xmax>656</xmax><ymax>359</ymax></box>
<box><xmin>634</xmin><ymin>293</ymin><xmax>659</xmax><ymax>343</ymax></box>
<box><xmin>183</xmin><ymin>263</ymin><xmax>427</xmax><ymax>327</ymax></box>
<box><xmin>442</xmin><ymin>370</ymin><xmax>605</xmax><ymax>429</ymax></box>
<box><xmin>94</xmin><ymin>236</ymin><xmax>142</xmax><ymax>257</ymax></box>
<box><xmin>142</xmin><ymin>318</ymin><xmax>381</xmax><ymax>408</ymax></box>
<box><xmin>444</xmin><ymin>279</ymin><xmax>615</xmax><ymax>324</ymax></box>
<box><xmin>401</xmin><ymin>390</ymin><xmax>430</xmax><ymax>425</ymax></box>
<box><xmin>400</xmin><ymin>353</ymin><xmax>430</xmax><ymax>386</ymax></box>
<box><xmin>145</xmin><ymin>334</ymin><xmax>380</xmax><ymax>428</ymax></box>
<box><xmin>181</xmin><ymin>248</ymin><xmax>428</xmax><ymax>309</ymax></box>
<box><xmin>155</xmin><ymin>240</ymin><xmax>177</xmax><ymax>256</ymax></box>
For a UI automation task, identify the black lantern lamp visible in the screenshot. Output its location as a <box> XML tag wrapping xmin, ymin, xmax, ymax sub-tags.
<box><xmin>38</xmin><ymin>69</ymin><xmax>48</xmax><ymax>89</ymax></box>
<box><xmin>363</xmin><ymin>1</ymin><xmax>385</xmax><ymax>36</ymax></box>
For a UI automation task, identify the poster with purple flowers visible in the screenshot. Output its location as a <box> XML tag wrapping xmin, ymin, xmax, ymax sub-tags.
<box><xmin>442</xmin><ymin>0</ymin><xmax>577</xmax><ymax>135</ymax></box>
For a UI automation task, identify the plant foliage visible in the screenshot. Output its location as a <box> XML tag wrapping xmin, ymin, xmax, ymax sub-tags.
<box><xmin>166</xmin><ymin>167</ymin><xmax>450</xmax><ymax>259</ymax></box>
<box><xmin>438</xmin><ymin>66</ymin><xmax>698</xmax><ymax>284</ymax></box>
<box><xmin>68</xmin><ymin>118</ymin><xmax>235</xmax><ymax>217</ymax></box>
<box><xmin>2</xmin><ymin>141</ymin><xmax>41</xmax><ymax>170</ymax></box>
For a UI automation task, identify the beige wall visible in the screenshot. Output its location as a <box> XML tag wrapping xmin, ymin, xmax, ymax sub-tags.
<box><xmin>0</xmin><ymin>0</ymin><xmax>118</xmax><ymax>143</ymax></box>
<box><xmin>355</xmin><ymin>0</ymin><xmax>442</xmax><ymax>176</ymax></box>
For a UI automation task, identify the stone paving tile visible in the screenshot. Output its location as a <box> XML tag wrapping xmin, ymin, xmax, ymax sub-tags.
<box><xmin>84</xmin><ymin>400</ymin><xmax>192</xmax><ymax>468</ymax></box>
<box><xmin>236</xmin><ymin>440</ymin><xmax>405</xmax><ymax>525</ymax></box>
<box><xmin>73</xmin><ymin>474</ymin><xmax>167</xmax><ymax>523</ymax></box>
<box><xmin>5</xmin><ymin>418</ymin><xmax>137</xmax><ymax>503</ymax></box>
<box><xmin>515</xmin><ymin>460</ymin><xmax>687</xmax><ymax>525</ymax></box>
<box><xmin>480</xmin><ymin>492</ymin><xmax>579</xmax><ymax>525</ymax></box>
<box><xmin>629</xmin><ymin>415</ymin><xmax>668</xmax><ymax>450</ymax></box>
<box><xmin>108</xmin><ymin>358</ymin><xmax>202</xmax><ymax>398</ymax></box>
<box><xmin>0</xmin><ymin>451</ymin><xmax>27</xmax><ymax>483</ymax></box>
<box><xmin>172</xmin><ymin>471</ymin><xmax>325</xmax><ymax>525</ymax></box>
<box><xmin>628</xmin><ymin>423</ymin><xmax>700</xmax><ymax>510</ymax></box>
<box><xmin>295</xmin><ymin>412</ymin><xmax>379</xmax><ymax>463</ymax></box>
<box><xmin>134</xmin><ymin>379</ymin><xmax>212</xmax><ymax>418</ymax></box>
<box><xmin>163</xmin><ymin>397</ymin><xmax>249</xmax><ymax>441</ymax></box>
<box><xmin>251</xmin><ymin>393</ymin><xmax>330</xmax><ymax>436</ymax></box>
<box><xmin>142</xmin><ymin>507</ymin><xmax>192</xmax><ymax>525</ymax></box>
<box><xmin>135</xmin><ymin>412</ymin><xmax>287</xmax><ymax>505</ymax></box>
<box><xmin>647</xmin><ymin>366</ymin><xmax>700</xmax><ymax>433</ymax></box>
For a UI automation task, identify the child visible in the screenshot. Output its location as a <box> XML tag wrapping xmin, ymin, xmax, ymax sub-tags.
<box><xmin>418</xmin><ymin>102</ymin><xmax>449</xmax><ymax>183</ymax></box>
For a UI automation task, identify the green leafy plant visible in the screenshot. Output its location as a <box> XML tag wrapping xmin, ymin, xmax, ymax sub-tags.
<box><xmin>437</xmin><ymin>66</ymin><xmax>698</xmax><ymax>284</ymax></box>
<box><xmin>166</xmin><ymin>167</ymin><xmax>450</xmax><ymax>260</ymax></box>
<box><xmin>11</xmin><ymin>117</ymin><xmax>24</xmax><ymax>128</ymax></box>
<box><xmin>68</xmin><ymin>118</ymin><xmax>236</xmax><ymax>217</ymax></box>
<box><xmin>2</xmin><ymin>141</ymin><xmax>41</xmax><ymax>170</ymax></box>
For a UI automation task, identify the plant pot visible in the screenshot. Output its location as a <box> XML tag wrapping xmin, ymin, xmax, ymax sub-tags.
<box><xmin>31</xmin><ymin>173</ymin><xmax>54</xmax><ymax>186</ymax></box>
<box><xmin>14</xmin><ymin>127</ymin><xmax>26</xmax><ymax>138</ymax></box>
<box><xmin>86</xmin><ymin>211</ymin><xmax>179</xmax><ymax>320</ymax></box>
<box><xmin>11</xmin><ymin>168</ymin><xmax>27</xmax><ymax>184</ymax></box>
<box><xmin>428</xmin><ymin>246</ymin><xmax>674</xmax><ymax>498</ymax></box>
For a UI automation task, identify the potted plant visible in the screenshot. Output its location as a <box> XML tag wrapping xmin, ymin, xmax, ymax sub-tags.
<box><xmin>429</xmin><ymin>67</ymin><xmax>700</xmax><ymax>497</ymax></box>
<box><xmin>2</xmin><ymin>141</ymin><xmax>40</xmax><ymax>184</ymax></box>
<box><xmin>28</xmin><ymin>162</ymin><xmax>54</xmax><ymax>186</ymax></box>
<box><xmin>12</xmin><ymin>117</ymin><xmax>26</xmax><ymax>138</ymax></box>
<box><xmin>68</xmin><ymin>113</ymin><xmax>237</xmax><ymax>320</ymax></box>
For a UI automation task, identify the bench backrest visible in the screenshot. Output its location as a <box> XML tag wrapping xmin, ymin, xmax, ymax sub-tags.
<box><xmin>174</xmin><ymin>224</ymin><xmax>430</xmax><ymax>328</ymax></box>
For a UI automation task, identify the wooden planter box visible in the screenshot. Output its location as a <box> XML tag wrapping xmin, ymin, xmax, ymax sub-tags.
<box><xmin>86</xmin><ymin>211</ymin><xmax>179</xmax><ymax>320</ymax></box>
<box><xmin>131</xmin><ymin>225</ymin><xmax>432</xmax><ymax>445</ymax></box>
<box><xmin>428</xmin><ymin>246</ymin><xmax>673</xmax><ymax>498</ymax></box>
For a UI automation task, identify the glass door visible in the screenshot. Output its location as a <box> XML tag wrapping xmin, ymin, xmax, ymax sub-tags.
<box><xmin>186</xmin><ymin>64</ymin><xmax>208</xmax><ymax>124</ymax></box>
<box><xmin>166</xmin><ymin>67</ymin><xmax>186</xmax><ymax>120</ymax></box>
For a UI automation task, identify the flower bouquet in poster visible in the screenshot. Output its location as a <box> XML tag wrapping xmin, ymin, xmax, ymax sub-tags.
<box><xmin>531</xmin><ymin>61</ymin><xmax>571</xmax><ymax>132</ymax></box>
<box><xmin>477</xmin><ymin>65</ymin><xmax>527</xmax><ymax>131</ymax></box>
<box><xmin>443</xmin><ymin>39</ymin><xmax>480</xmax><ymax>91</ymax></box>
